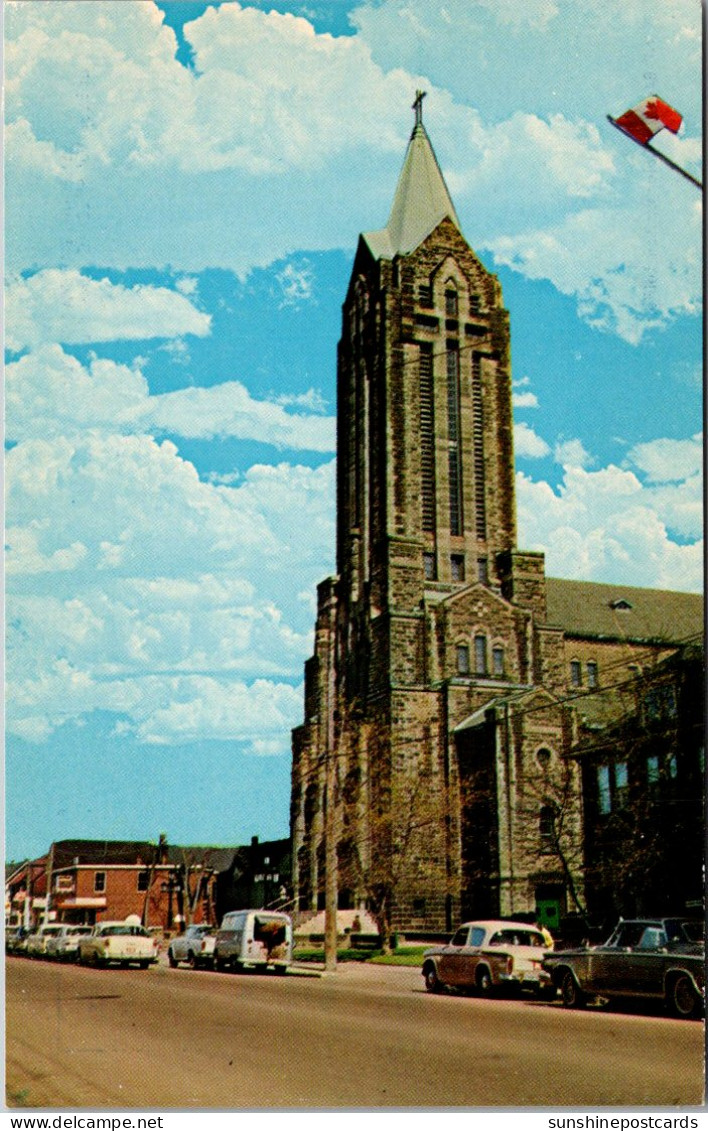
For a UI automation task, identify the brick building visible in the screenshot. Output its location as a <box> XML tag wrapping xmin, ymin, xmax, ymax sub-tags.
<box><xmin>290</xmin><ymin>96</ymin><xmax>703</xmax><ymax>935</ymax></box>
<box><xmin>7</xmin><ymin>840</ymin><xmax>218</xmax><ymax>931</ymax></box>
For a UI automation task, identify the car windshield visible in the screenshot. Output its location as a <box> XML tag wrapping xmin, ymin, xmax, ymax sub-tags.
<box><xmin>68</xmin><ymin>927</ymin><xmax>92</xmax><ymax>935</ymax></box>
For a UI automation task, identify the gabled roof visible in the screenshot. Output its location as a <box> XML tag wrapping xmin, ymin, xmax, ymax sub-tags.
<box><xmin>363</xmin><ymin>110</ymin><xmax>460</xmax><ymax>260</ymax></box>
<box><xmin>545</xmin><ymin>577</ymin><xmax>703</xmax><ymax>644</ymax></box>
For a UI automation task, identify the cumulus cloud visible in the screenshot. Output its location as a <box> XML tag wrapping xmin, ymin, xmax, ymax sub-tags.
<box><xmin>517</xmin><ymin>460</ymin><xmax>702</xmax><ymax>591</ymax></box>
<box><xmin>513</xmin><ymin>391</ymin><xmax>539</xmax><ymax>408</ymax></box>
<box><xmin>626</xmin><ymin>433</ymin><xmax>703</xmax><ymax>482</ymax></box>
<box><xmin>6</xmin><ymin>269</ymin><xmax>211</xmax><ymax>352</ymax></box>
<box><xmin>6</xmin><ymin>428</ymin><xmax>336</xmax><ymax>742</ymax></box>
<box><xmin>5</xmin><ymin>0</ymin><xmax>700</xmax><ymax>339</ymax></box>
<box><xmin>142</xmin><ymin>382</ymin><xmax>336</xmax><ymax>451</ymax></box>
<box><xmin>514</xmin><ymin>421</ymin><xmax>551</xmax><ymax>458</ymax></box>
<box><xmin>6</xmin><ymin>344</ymin><xmax>336</xmax><ymax>452</ymax></box>
<box><xmin>554</xmin><ymin>438</ymin><xmax>593</xmax><ymax>468</ymax></box>
<box><xmin>488</xmin><ymin>201</ymin><xmax>702</xmax><ymax>343</ymax></box>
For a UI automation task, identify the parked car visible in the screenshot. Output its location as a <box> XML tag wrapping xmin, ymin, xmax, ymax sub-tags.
<box><xmin>422</xmin><ymin>919</ymin><xmax>555</xmax><ymax>997</ymax></box>
<box><xmin>168</xmin><ymin>924</ymin><xmax>216</xmax><ymax>969</ymax></box>
<box><xmin>78</xmin><ymin>920</ymin><xmax>158</xmax><ymax>969</ymax></box>
<box><xmin>26</xmin><ymin>925</ymin><xmax>63</xmax><ymax>958</ymax></box>
<box><xmin>543</xmin><ymin>917</ymin><xmax>705</xmax><ymax>1019</ymax></box>
<box><xmin>47</xmin><ymin>924</ymin><xmax>94</xmax><ymax>961</ymax></box>
<box><xmin>5</xmin><ymin>926</ymin><xmax>30</xmax><ymax>954</ymax></box>
<box><xmin>213</xmin><ymin>910</ymin><xmax>292</xmax><ymax>973</ymax></box>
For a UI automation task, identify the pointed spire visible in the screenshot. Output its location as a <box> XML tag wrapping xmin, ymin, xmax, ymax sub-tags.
<box><xmin>363</xmin><ymin>94</ymin><xmax>461</xmax><ymax>260</ymax></box>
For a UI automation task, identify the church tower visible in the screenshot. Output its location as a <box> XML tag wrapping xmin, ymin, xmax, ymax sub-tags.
<box><xmin>291</xmin><ymin>96</ymin><xmax>583</xmax><ymax>934</ymax></box>
<box><xmin>337</xmin><ymin>90</ymin><xmax>518</xmax><ymax>619</ymax></box>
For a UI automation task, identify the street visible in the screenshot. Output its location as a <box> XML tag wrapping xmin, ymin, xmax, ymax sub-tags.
<box><xmin>6</xmin><ymin>956</ymin><xmax>705</xmax><ymax>1109</ymax></box>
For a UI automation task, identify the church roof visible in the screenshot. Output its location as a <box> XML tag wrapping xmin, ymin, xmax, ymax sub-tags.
<box><xmin>545</xmin><ymin>577</ymin><xmax>703</xmax><ymax>644</ymax></box>
<box><xmin>363</xmin><ymin>93</ymin><xmax>461</xmax><ymax>260</ymax></box>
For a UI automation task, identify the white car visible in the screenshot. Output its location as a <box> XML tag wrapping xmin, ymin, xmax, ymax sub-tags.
<box><xmin>46</xmin><ymin>924</ymin><xmax>94</xmax><ymax>961</ymax></box>
<box><xmin>26</xmin><ymin>925</ymin><xmax>63</xmax><ymax>958</ymax></box>
<box><xmin>78</xmin><ymin>921</ymin><xmax>158</xmax><ymax>968</ymax></box>
<box><xmin>422</xmin><ymin>919</ymin><xmax>555</xmax><ymax>998</ymax></box>
<box><xmin>167</xmin><ymin>924</ymin><xmax>216</xmax><ymax>969</ymax></box>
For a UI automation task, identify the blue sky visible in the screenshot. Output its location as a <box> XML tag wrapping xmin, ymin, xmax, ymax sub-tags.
<box><xmin>5</xmin><ymin>0</ymin><xmax>702</xmax><ymax>861</ymax></box>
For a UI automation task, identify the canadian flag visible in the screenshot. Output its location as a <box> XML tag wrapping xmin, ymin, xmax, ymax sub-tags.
<box><xmin>613</xmin><ymin>96</ymin><xmax>683</xmax><ymax>146</ymax></box>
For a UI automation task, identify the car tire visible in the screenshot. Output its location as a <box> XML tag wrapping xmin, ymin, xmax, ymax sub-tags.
<box><xmin>214</xmin><ymin>951</ymin><xmax>227</xmax><ymax>972</ymax></box>
<box><xmin>138</xmin><ymin>960</ymin><xmax>149</xmax><ymax>970</ymax></box>
<box><xmin>475</xmin><ymin>966</ymin><xmax>493</xmax><ymax>995</ymax></box>
<box><xmin>168</xmin><ymin>948</ymin><xmax>179</xmax><ymax>968</ymax></box>
<box><xmin>560</xmin><ymin>969</ymin><xmax>586</xmax><ymax>1009</ymax></box>
<box><xmin>667</xmin><ymin>974</ymin><xmax>701</xmax><ymax>1019</ymax></box>
<box><xmin>423</xmin><ymin>962</ymin><xmax>442</xmax><ymax>993</ymax></box>
<box><xmin>187</xmin><ymin>951</ymin><xmax>197</xmax><ymax>969</ymax></box>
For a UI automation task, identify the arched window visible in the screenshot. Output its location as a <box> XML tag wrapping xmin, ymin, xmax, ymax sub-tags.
<box><xmin>536</xmin><ymin>747</ymin><xmax>552</xmax><ymax>771</ymax></box>
<box><xmin>539</xmin><ymin>805</ymin><xmax>556</xmax><ymax>853</ymax></box>
<box><xmin>474</xmin><ymin>635</ymin><xmax>488</xmax><ymax>675</ymax></box>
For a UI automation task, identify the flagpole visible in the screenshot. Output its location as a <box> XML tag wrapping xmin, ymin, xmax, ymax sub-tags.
<box><xmin>606</xmin><ymin>116</ymin><xmax>703</xmax><ymax>190</ymax></box>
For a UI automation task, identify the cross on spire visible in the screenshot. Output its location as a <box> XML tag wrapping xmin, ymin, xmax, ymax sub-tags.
<box><xmin>412</xmin><ymin>89</ymin><xmax>427</xmax><ymax>127</ymax></box>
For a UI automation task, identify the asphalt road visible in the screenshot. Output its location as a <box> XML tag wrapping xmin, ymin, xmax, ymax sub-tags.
<box><xmin>6</xmin><ymin>956</ymin><xmax>705</xmax><ymax>1109</ymax></box>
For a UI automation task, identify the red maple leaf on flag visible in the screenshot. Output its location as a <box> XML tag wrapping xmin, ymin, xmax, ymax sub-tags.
<box><xmin>643</xmin><ymin>97</ymin><xmax>683</xmax><ymax>134</ymax></box>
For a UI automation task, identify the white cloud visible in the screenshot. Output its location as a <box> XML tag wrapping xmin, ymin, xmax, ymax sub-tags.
<box><xmin>517</xmin><ymin>460</ymin><xmax>702</xmax><ymax>591</ymax></box>
<box><xmin>6</xmin><ymin>344</ymin><xmax>336</xmax><ymax>452</ymax></box>
<box><xmin>6</xmin><ymin>428</ymin><xmax>336</xmax><ymax>743</ymax></box>
<box><xmin>6</xmin><ymin>346</ymin><xmax>149</xmax><ymax>440</ymax></box>
<box><xmin>488</xmin><ymin>201</ymin><xmax>702</xmax><ymax>344</ymax></box>
<box><xmin>626</xmin><ymin>433</ymin><xmax>703</xmax><ymax>482</ymax></box>
<box><xmin>142</xmin><ymin>382</ymin><xmax>336</xmax><ymax>451</ymax></box>
<box><xmin>554</xmin><ymin>438</ymin><xmax>593</xmax><ymax>468</ymax></box>
<box><xmin>6</xmin><ymin>269</ymin><xmax>211</xmax><ymax>352</ymax></box>
<box><xmin>5</xmin><ymin>0</ymin><xmax>700</xmax><ymax>339</ymax></box>
<box><xmin>513</xmin><ymin>391</ymin><xmax>539</xmax><ymax>408</ymax></box>
<box><xmin>514</xmin><ymin>421</ymin><xmax>550</xmax><ymax>458</ymax></box>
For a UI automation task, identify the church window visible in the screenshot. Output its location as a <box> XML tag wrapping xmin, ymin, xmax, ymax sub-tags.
<box><xmin>477</xmin><ymin>558</ymin><xmax>489</xmax><ymax>584</ymax></box>
<box><xmin>469</xmin><ymin>294</ymin><xmax>481</xmax><ymax>315</ymax></box>
<box><xmin>615</xmin><ymin>761</ymin><xmax>628</xmax><ymax>807</ymax></box>
<box><xmin>418</xmin><ymin>283</ymin><xmax>433</xmax><ymax>307</ymax></box>
<box><xmin>570</xmin><ymin>660</ymin><xmax>582</xmax><ymax>687</ymax></box>
<box><xmin>423</xmin><ymin>552</ymin><xmax>437</xmax><ymax>580</ymax></box>
<box><xmin>597</xmin><ymin>765</ymin><xmax>611</xmax><ymax>814</ymax></box>
<box><xmin>419</xmin><ymin>344</ymin><xmax>436</xmax><ymax>532</ymax></box>
<box><xmin>646</xmin><ymin>755</ymin><xmax>660</xmax><ymax>786</ymax></box>
<box><xmin>536</xmin><ymin>748</ymin><xmax>551</xmax><ymax>771</ymax></box>
<box><xmin>492</xmin><ymin>645</ymin><xmax>505</xmax><ymax>677</ymax></box>
<box><xmin>474</xmin><ymin>635</ymin><xmax>488</xmax><ymax>675</ymax></box>
<box><xmin>471</xmin><ymin>355</ymin><xmax>487</xmax><ymax>540</ymax></box>
<box><xmin>456</xmin><ymin>645</ymin><xmax>470</xmax><ymax>675</ymax></box>
<box><xmin>451</xmin><ymin>554</ymin><xmax>465</xmax><ymax>581</ymax></box>
<box><xmin>586</xmin><ymin>660</ymin><xmax>598</xmax><ymax>688</ymax></box>
<box><xmin>445</xmin><ymin>287</ymin><xmax>458</xmax><ymax>317</ymax></box>
<box><xmin>447</xmin><ymin>342</ymin><xmax>463</xmax><ymax>535</ymax></box>
<box><xmin>668</xmin><ymin>753</ymin><xmax>678</xmax><ymax>780</ymax></box>
<box><xmin>539</xmin><ymin>805</ymin><xmax>556</xmax><ymax>853</ymax></box>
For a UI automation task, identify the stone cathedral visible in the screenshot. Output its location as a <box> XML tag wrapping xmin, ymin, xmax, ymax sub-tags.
<box><xmin>290</xmin><ymin>97</ymin><xmax>703</xmax><ymax>934</ymax></box>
